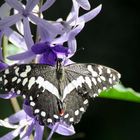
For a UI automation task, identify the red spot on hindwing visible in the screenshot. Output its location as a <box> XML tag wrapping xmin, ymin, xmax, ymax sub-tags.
<box><xmin>59</xmin><ymin>109</ymin><xmax>64</xmax><ymax>116</ymax></box>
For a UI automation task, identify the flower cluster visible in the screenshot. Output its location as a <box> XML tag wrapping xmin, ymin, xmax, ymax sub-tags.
<box><xmin>0</xmin><ymin>0</ymin><xmax>102</xmax><ymax>139</ymax></box>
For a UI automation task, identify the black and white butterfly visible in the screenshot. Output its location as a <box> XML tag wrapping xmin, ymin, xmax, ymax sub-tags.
<box><xmin>0</xmin><ymin>60</ymin><xmax>121</xmax><ymax>125</ymax></box>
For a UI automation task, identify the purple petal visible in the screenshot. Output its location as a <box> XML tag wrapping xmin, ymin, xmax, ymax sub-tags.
<box><xmin>76</xmin><ymin>0</ymin><xmax>91</xmax><ymax>10</ymax></box>
<box><xmin>0</xmin><ymin>119</ymin><xmax>18</xmax><ymax>129</ymax></box>
<box><xmin>29</xmin><ymin>14</ymin><xmax>62</xmax><ymax>35</ymax></box>
<box><xmin>31</xmin><ymin>42</ymin><xmax>50</xmax><ymax>54</ymax></box>
<box><xmin>66</xmin><ymin>0</ymin><xmax>79</xmax><ymax>23</ymax></box>
<box><xmin>48</xmin><ymin>122</ymin><xmax>75</xmax><ymax>136</ymax></box>
<box><xmin>21</xmin><ymin>136</ymin><xmax>30</xmax><ymax>140</ymax></box>
<box><xmin>67</xmin><ymin>39</ymin><xmax>77</xmax><ymax>58</ymax></box>
<box><xmin>5</xmin><ymin>0</ymin><xmax>24</xmax><ymax>13</ymax></box>
<box><xmin>47</xmin><ymin>123</ymin><xmax>59</xmax><ymax>140</ymax></box>
<box><xmin>40</xmin><ymin>51</ymin><xmax>56</xmax><ymax>65</ymax></box>
<box><xmin>52</xmin><ymin>22</ymin><xmax>85</xmax><ymax>44</ymax></box>
<box><xmin>5</xmin><ymin>110</ymin><xmax>27</xmax><ymax>124</ymax></box>
<box><xmin>74</xmin><ymin>4</ymin><xmax>102</xmax><ymax>25</ymax></box>
<box><xmin>23</xmin><ymin>18</ymin><xmax>34</xmax><ymax>49</ymax></box>
<box><xmin>37</xmin><ymin>26</ymin><xmax>51</xmax><ymax>42</ymax></box>
<box><xmin>0</xmin><ymin>92</ymin><xmax>18</xmax><ymax>99</ymax></box>
<box><xmin>0</xmin><ymin>126</ymin><xmax>23</xmax><ymax>140</ymax></box>
<box><xmin>40</xmin><ymin>0</ymin><xmax>56</xmax><ymax>12</ymax></box>
<box><xmin>53</xmin><ymin>45</ymin><xmax>69</xmax><ymax>60</ymax></box>
<box><xmin>0</xmin><ymin>3</ymin><xmax>11</xmax><ymax>19</ymax></box>
<box><xmin>34</xmin><ymin>122</ymin><xmax>44</xmax><ymax>140</ymax></box>
<box><xmin>0</xmin><ymin>14</ymin><xmax>22</xmax><ymax>28</ymax></box>
<box><xmin>25</xmin><ymin>0</ymin><xmax>40</xmax><ymax>13</ymax></box>
<box><xmin>53</xmin><ymin>45</ymin><xmax>68</xmax><ymax>54</ymax></box>
<box><xmin>23</xmin><ymin>101</ymin><xmax>34</xmax><ymax>118</ymax></box>
<box><xmin>7</xmin><ymin>50</ymin><xmax>35</xmax><ymax>60</ymax></box>
<box><xmin>21</xmin><ymin>121</ymin><xmax>35</xmax><ymax>139</ymax></box>
<box><xmin>0</xmin><ymin>61</ymin><xmax>8</xmax><ymax>70</ymax></box>
<box><xmin>4</xmin><ymin>28</ymin><xmax>27</xmax><ymax>50</ymax></box>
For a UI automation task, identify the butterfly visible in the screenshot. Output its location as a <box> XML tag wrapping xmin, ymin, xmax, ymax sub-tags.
<box><xmin>0</xmin><ymin>60</ymin><xmax>121</xmax><ymax>125</ymax></box>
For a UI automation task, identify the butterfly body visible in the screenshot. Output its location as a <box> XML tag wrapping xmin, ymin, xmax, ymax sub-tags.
<box><xmin>0</xmin><ymin>62</ymin><xmax>121</xmax><ymax>125</ymax></box>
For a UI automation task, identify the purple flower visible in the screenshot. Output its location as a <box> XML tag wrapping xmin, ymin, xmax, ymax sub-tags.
<box><xmin>0</xmin><ymin>0</ymin><xmax>62</xmax><ymax>49</ymax></box>
<box><xmin>7</xmin><ymin>4</ymin><xmax>102</xmax><ymax>65</ymax></box>
<box><xmin>31</xmin><ymin>42</ymin><xmax>69</xmax><ymax>65</ymax></box>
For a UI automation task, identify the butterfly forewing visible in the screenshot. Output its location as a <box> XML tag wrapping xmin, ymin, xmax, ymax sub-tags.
<box><xmin>0</xmin><ymin>63</ymin><xmax>120</xmax><ymax>125</ymax></box>
<box><xmin>64</xmin><ymin>63</ymin><xmax>120</xmax><ymax>98</ymax></box>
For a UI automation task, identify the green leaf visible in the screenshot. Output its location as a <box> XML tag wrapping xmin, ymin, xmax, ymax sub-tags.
<box><xmin>99</xmin><ymin>84</ymin><xmax>140</xmax><ymax>103</ymax></box>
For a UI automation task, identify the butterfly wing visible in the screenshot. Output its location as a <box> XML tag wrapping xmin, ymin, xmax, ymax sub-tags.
<box><xmin>0</xmin><ymin>64</ymin><xmax>59</xmax><ymax>97</ymax></box>
<box><xmin>61</xmin><ymin>63</ymin><xmax>121</xmax><ymax>124</ymax></box>
<box><xmin>0</xmin><ymin>64</ymin><xmax>65</xmax><ymax>125</ymax></box>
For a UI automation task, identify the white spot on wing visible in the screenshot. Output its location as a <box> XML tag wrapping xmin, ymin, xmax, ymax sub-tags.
<box><xmin>98</xmin><ymin>66</ymin><xmax>102</xmax><ymax>75</ymax></box>
<box><xmin>4</xmin><ymin>79</ymin><xmax>8</xmax><ymax>85</ymax></box>
<box><xmin>64</xmin><ymin>114</ymin><xmax>69</xmax><ymax>118</ymax></box>
<box><xmin>17</xmin><ymin>90</ymin><xmax>21</xmax><ymax>95</ymax></box>
<box><xmin>11</xmin><ymin>88</ymin><xmax>15</xmax><ymax>92</ymax></box>
<box><xmin>34</xmin><ymin>109</ymin><xmax>40</xmax><ymax>114</ymax></box>
<box><xmin>87</xmin><ymin>65</ymin><xmax>98</xmax><ymax>77</ymax></box>
<box><xmin>47</xmin><ymin>118</ymin><xmax>52</xmax><ymax>123</ymax></box>
<box><xmin>83</xmin><ymin>99</ymin><xmax>88</xmax><ymax>105</ymax></box>
<box><xmin>23</xmin><ymin>95</ymin><xmax>26</xmax><ymax>99</ymax></box>
<box><xmin>12</xmin><ymin>77</ymin><xmax>17</xmax><ymax>82</ymax></box>
<box><xmin>85</xmin><ymin>76</ymin><xmax>92</xmax><ymax>88</ymax></box>
<box><xmin>100</xmin><ymin>76</ymin><xmax>106</xmax><ymax>81</ymax></box>
<box><xmin>15</xmin><ymin>67</ymin><xmax>19</xmax><ymax>76</ymax></box>
<box><xmin>69</xmin><ymin>117</ymin><xmax>74</xmax><ymax>122</ymax></box>
<box><xmin>41</xmin><ymin>111</ymin><xmax>46</xmax><ymax>117</ymax></box>
<box><xmin>20</xmin><ymin>71</ymin><xmax>28</xmax><ymax>77</ymax></box>
<box><xmin>113</xmin><ymin>75</ymin><xmax>116</xmax><ymax>81</ymax></box>
<box><xmin>30</xmin><ymin>101</ymin><xmax>35</xmax><ymax>106</ymax></box>
<box><xmin>53</xmin><ymin>114</ymin><xmax>59</xmax><ymax>119</ymax></box>
<box><xmin>5</xmin><ymin>69</ymin><xmax>9</xmax><ymax>74</ymax></box>
<box><xmin>98</xmin><ymin>89</ymin><xmax>102</xmax><ymax>93</ymax></box>
<box><xmin>92</xmin><ymin>77</ymin><xmax>97</xmax><ymax>85</ymax></box>
<box><xmin>103</xmin><ymin>87</ymin><xmax>107</xmax><ymax>90</ymax></box>
<box><xmin>97</xmin><ymin>77</ymin><xmax>102</xmax><ymax>83</ymax></box>
<box><xmin>17</xmin><ymin>78</ymin><xmax>21</xmax><ymax>84</ymax></box>
<box><xmin>26</xmin><ymin>65</ymin><xmax>31</xmax><ymax>72</ymax></box>
<box><xmin>20</xmin><ymin>65</ymin><xmax>31</xmax><ymax>77</ymax></box>
<box><xmin>118</xmin><ymin>73</ymin><xmax>121</xmax><ymax>79</ymax></box>
<box><xmin>107</xmin><ymin>68</ymin><xmax>111</xmax><ymax>74</ymax></box>
<box><xmin>80</xmin><ymin>107</ymin><xmax>85</xmax><ymax>112</ymax></box>
<box><xmin>93</xmin><ymin>93</ymin><xmax>98</xmax><ymax>98</ymax></box>
<box><xmin>109</xmin><ymin>78</ymin><xmax>112</xmax><ymax>84</ymax></box>
<box><xmin>28</xmin><ymin>77</ymin><xmax>35</xmax><ymax>90</ymax></box>
<box><xmin>22</xmin><ymin>78</ymin><xmax>28</xmax><ymax>86</ymax></box>
<box><xmin>75</xmin><ymin>110</ymin><xmax>79</xmax><ymax>116</ymax></box>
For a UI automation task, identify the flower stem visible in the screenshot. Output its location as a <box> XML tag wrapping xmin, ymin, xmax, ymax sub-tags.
<box><xmin>35</xmin><ymin>0</ymin><xmax>44</xmax><ymax>43</ymax></box>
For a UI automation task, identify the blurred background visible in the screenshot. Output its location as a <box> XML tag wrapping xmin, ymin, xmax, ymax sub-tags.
<box><xmin>0</xmin><ymin>0</ymin><xmax>140</xmax><ymax>139</ymax></box>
